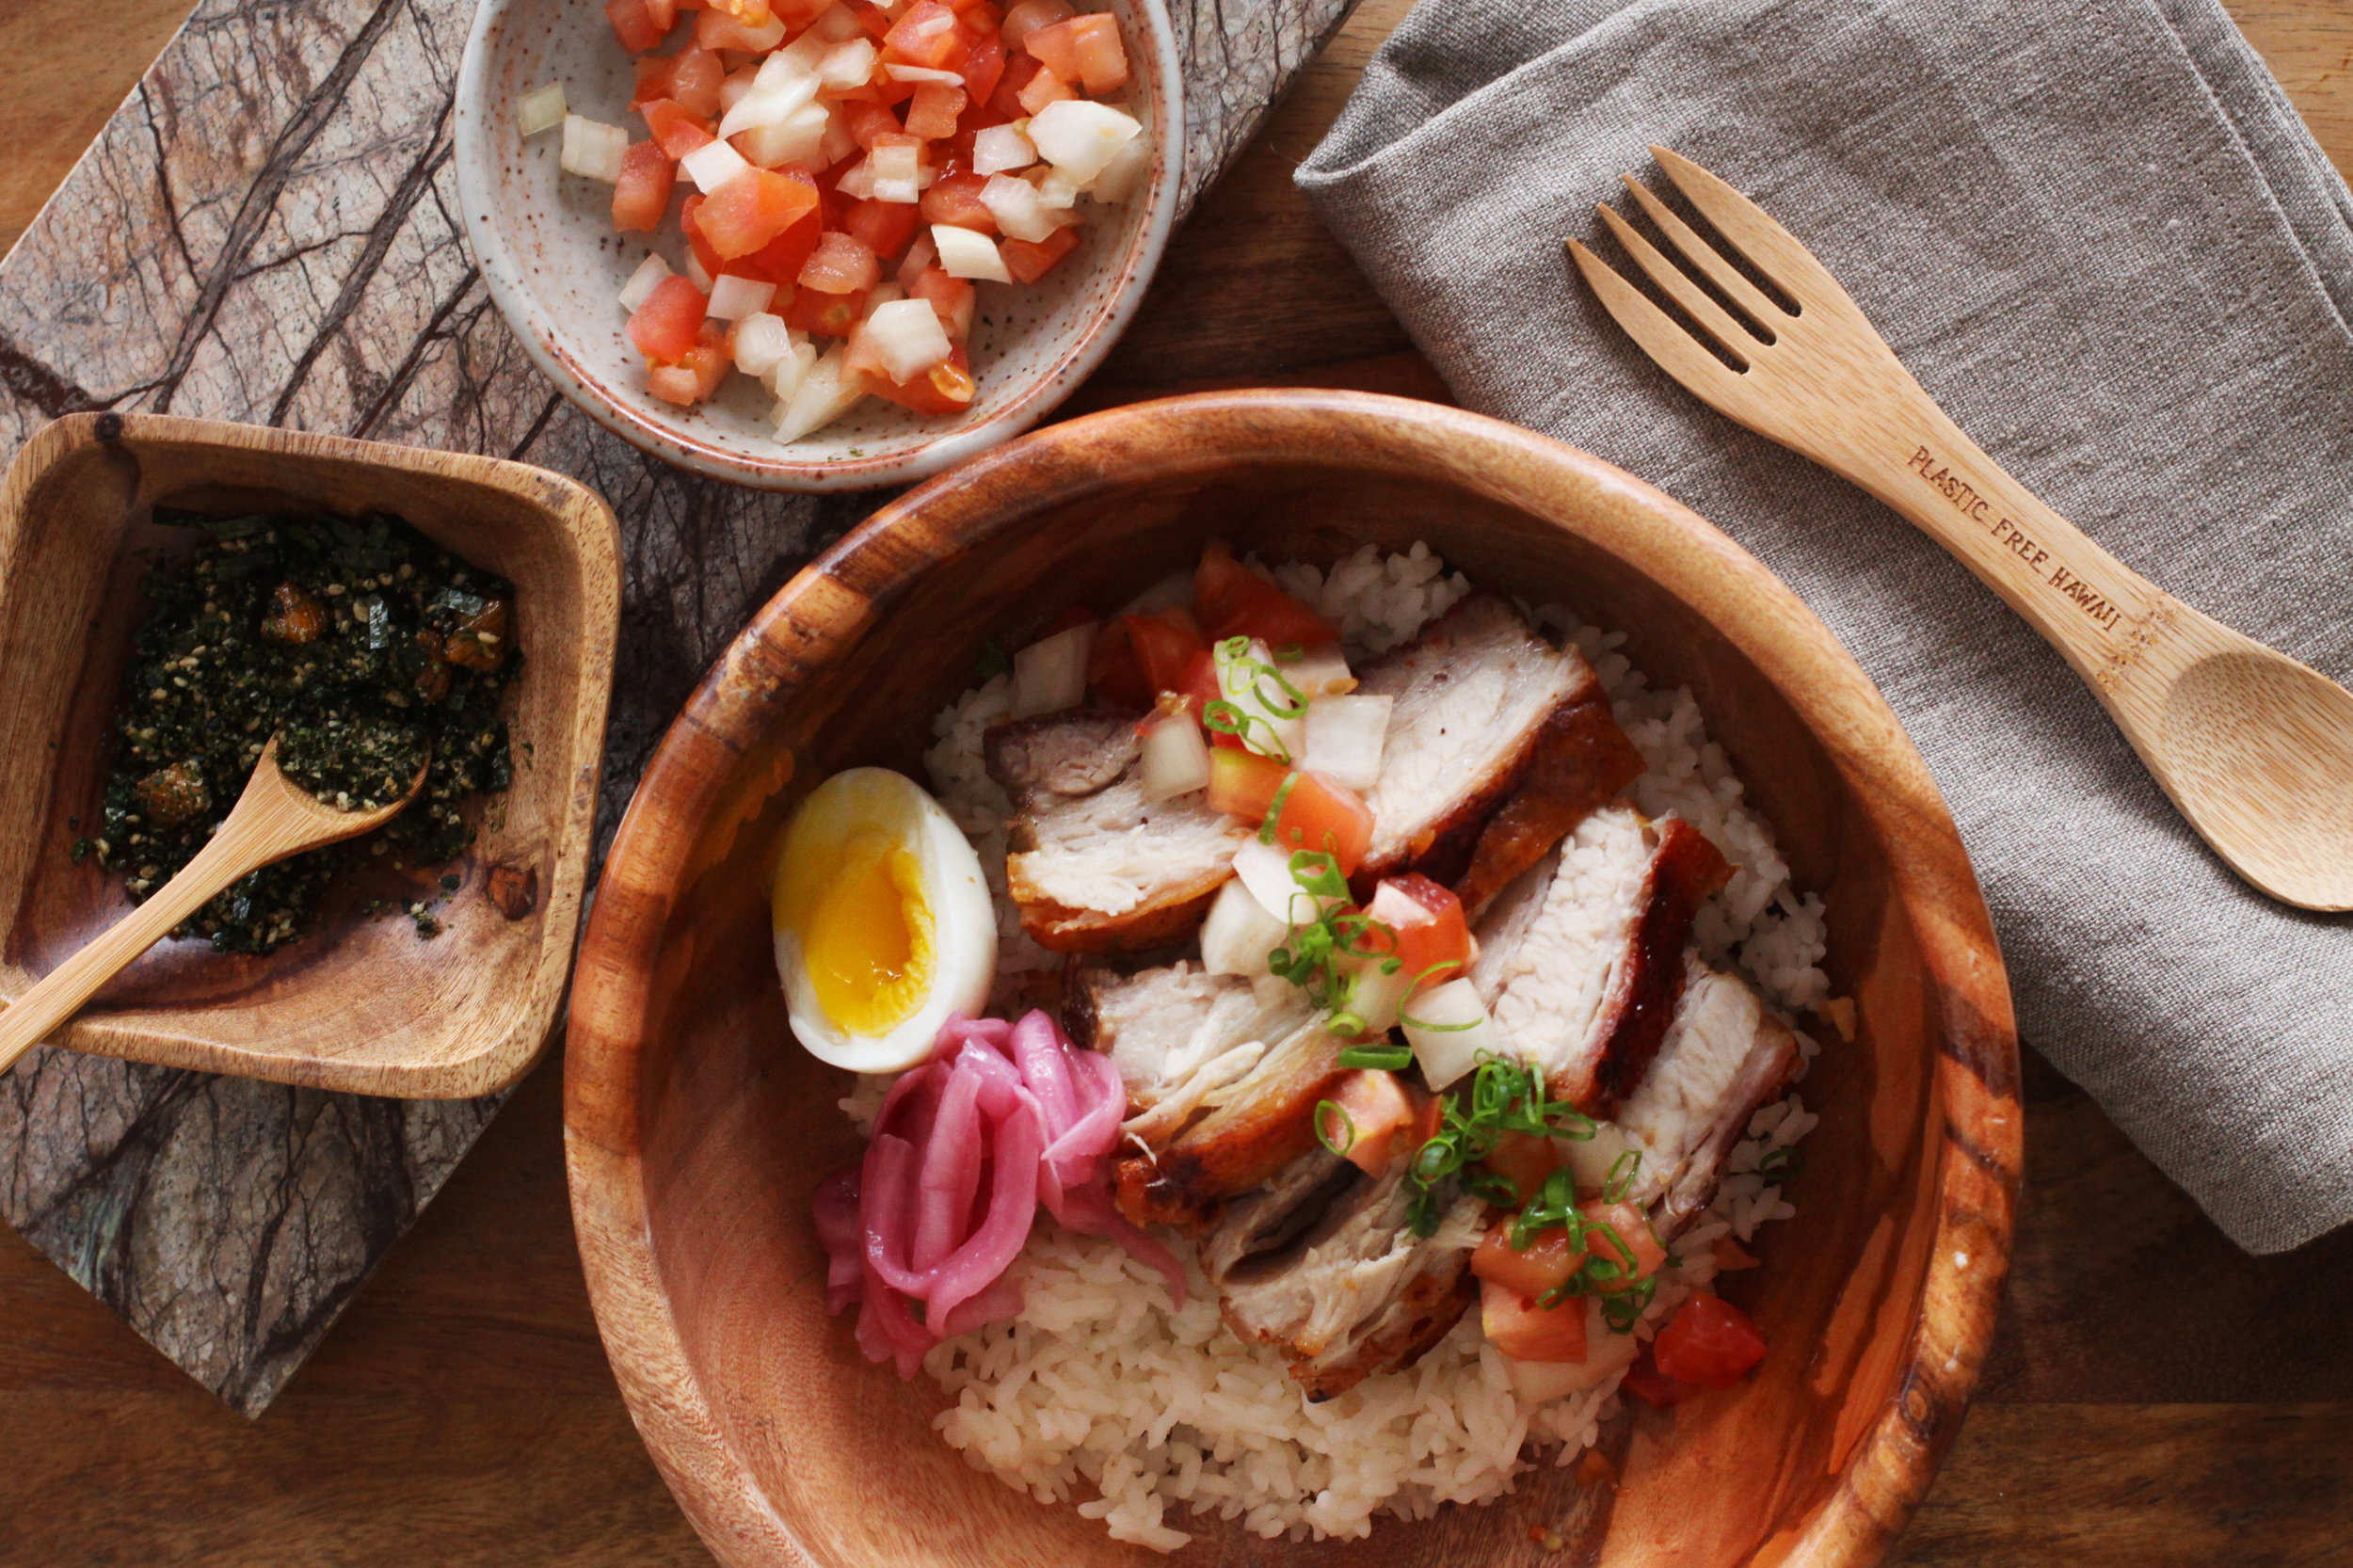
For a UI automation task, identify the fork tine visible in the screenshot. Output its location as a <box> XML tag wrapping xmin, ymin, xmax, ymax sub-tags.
<box><xmin>1649</xmin><ymin>146</ymin><xmax>1851</xmax><ymax>310</ymax></box>
<box><xmin>1617</xmin><ymin>174</ymin><xmax>1787</xmax><ymax>329</ymax></box>
<box><xmin>1593</xmin><ymin>203</ymin><xmax>1757</xmax><ymax>366</ymax></box>
<box><xmin>1567</xmin><ymin>237</ymin><xmax>1753</xmax><ymax>410</ymax></box>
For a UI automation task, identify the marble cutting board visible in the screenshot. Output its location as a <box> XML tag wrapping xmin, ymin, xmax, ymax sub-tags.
<box><xmin>0</xmin><ymin>0</ymin><xmax>1352</xmax><ymax>1416</ymax></box>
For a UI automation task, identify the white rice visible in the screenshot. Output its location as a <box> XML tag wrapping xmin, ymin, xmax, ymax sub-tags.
<box><xmin>878</xmin><ymin>543</ymin><xmax>1833</xmax><ymax>1551</ymax></box>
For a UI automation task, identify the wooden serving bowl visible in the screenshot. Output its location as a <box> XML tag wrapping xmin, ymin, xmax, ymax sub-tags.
<box><xmin>566</xmin><ymin>390</ymin><xmax>2020</xmax><ymax>1567</ymax></box>
<box><xmin>0</xmin><ymin>413</ymin><xmax>621</xmax><ymax>1098</ymax></box>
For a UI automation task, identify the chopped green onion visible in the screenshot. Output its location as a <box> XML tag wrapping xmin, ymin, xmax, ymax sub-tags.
<box><xmin>1604</xmin><ymin>1148</ymin><xmax>1643</xmax><ymax>1203</ymax></box>
<box><xmin>1337</xmin><ymin>1042</ymin><xmax>1414</xmax><ymax>1071</ymax></box>
<box><xmin>1758</xmin><ymin>1145</ymin><xmax>1802</xmax><ymax>1177</ymax></box>
<box><xmin>1314</xmin><ymin>1099</ymin><xmax>1356</xmax><ymax>1158</ymax></box>
<box><xmin>1257</xmin><ymin>771</ymin><xmax>1302</xmax><ymax>842</ymax></box>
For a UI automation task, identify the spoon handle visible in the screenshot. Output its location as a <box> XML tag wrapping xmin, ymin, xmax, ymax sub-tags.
<box><xmin>0</xmin><ymin>810</ymin><xmax>279</xmax><ymax>1073</ymax></box>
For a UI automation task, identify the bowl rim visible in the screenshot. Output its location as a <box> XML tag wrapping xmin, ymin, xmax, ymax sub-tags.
<box><xmin>562</xmin><ymin>389</ymin><xmax>2023</xmax><ymax>1566</ymax></box>
<box><xmin>0</xmin><ymin>409</ymin><xmax>624</xmax><ymax>1099</ymax></box>
<box><xmin>451</xmin><ymin>0</ymin><xmax>1187</xmax><ymax>495</ymax></box>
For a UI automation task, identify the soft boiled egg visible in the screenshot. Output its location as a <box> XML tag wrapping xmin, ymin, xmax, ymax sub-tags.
<box><xmin>771</xmin><ymin>767</ymin><xmax>996</xmax><ymax>1072</ymax></box>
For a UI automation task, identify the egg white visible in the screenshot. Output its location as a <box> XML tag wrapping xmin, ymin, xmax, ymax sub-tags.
<box><xmin>771</xmin><ymin>767</ymin><xmax>997</xmax><ymax>1073</ymax></box>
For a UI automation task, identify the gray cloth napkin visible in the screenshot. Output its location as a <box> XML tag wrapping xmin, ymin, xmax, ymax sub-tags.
<box><xmin>1296</xmin><ymin>0</ymin><xmax>2353</xmax><ymax>1254</ymax></box>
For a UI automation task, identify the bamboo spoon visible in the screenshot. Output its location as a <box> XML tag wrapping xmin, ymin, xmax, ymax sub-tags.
<box><xmin>0</xmin><ymin>738</ymin><xmax>428</xmax><ymax>1074</ymax></box>
<box><xmin>1570</xmin><ymin>146</ymin><xmax>2353</xmax><ymax>911</ymax></box>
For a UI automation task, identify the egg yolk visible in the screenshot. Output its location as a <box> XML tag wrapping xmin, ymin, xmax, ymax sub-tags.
<box><xmin>803</xmin><ymin>836</ymin><xmax>936</xmax><ymax>1037</ymax></box>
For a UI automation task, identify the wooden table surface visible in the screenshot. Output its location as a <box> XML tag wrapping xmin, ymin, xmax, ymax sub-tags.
<box><xmin>5</xmin><ymin>3</ymin><xmax>2351</xmax><ymax>1564</ymax></box>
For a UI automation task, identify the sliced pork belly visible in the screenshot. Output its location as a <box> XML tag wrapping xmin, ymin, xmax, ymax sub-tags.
<box><xmin>1206</xmin><ymin>1151</ymin><xmax>1484</xmax><ymax>1400</ymax></box>
<box><xmin>1112</xmin><ymin>1010</ymin><xmax>1354</xmax><ymax>1231</ymax></box>
<box><xmin>1469</xmin><ymin>805</ymin><xmax>1732</xmax><ymax>1116</ymax></box>
<box><xmin>1064</xmin><ymin>961</ymin><xmax>1313</xmax><ymax>1147</ymax></box>
<box><xmin>1352</xmin><ymin>595</ymin><xmax>1642</xmax><ymax>899</ymax></box>
<box><xmin>985</xmin><ymin>708</ymin><xmax>1250</xmax><ymax>952</ymax></box>
<box><xmin>1616</xmin><ymin>958</ymin><xmax>1802</xmax><ymax>1235</ymax></box>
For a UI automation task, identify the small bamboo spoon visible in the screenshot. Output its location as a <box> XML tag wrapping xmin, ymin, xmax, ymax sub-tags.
<box><xmin>1572</xmin><ymin>147</ymin><xmax>2353</xmax><ymax>911</ymax></box>
<box><xmin>0</xmin><ymin>738</ymin><xmax>427</xmax><ymax>1074</ymax></box>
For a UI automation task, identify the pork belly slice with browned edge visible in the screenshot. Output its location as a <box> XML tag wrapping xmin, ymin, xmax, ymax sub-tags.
<box><xmin>1468</xmin><ymin>804</ymin><xmax>1733</xmax><ymax>1116</ymax></box>
<box><xmin>1203</xmin><ymin>1150</ymin><xmax>1485</xmax><ymax>1400</ymax></box>
<box><xmin>1615</xmin><ymin>957</ymin><xmax>1803</xmax><ymax>1236</ymax></box>
<box><xmin>985</xmin><ymin>708</ymin><xmax>1252</xmax><ymax>952</ymax></box>
<box><xmin>1111</xmin><ymin>1008</ymin><xmax>1355</xmax><ymax>1232</ymax></box>
<box><xmin>1064</xmin><ymin>961</ymin><xmax>1314</xmax><ymax>1147</ymax></box>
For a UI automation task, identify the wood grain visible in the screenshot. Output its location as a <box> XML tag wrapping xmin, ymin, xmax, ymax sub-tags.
<box><xmin>0</xmin><ymin>412</ymin><xmax>618</xmax><ymax>1096</ymax></box>
<box><xmin>0</xmin><ymin>0</ymin><xmax>2347</xmax><ymax>1564</ymax></box>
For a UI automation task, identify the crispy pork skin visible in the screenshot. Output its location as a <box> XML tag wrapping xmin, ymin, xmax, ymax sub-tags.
<box><xmin>1469</xmin><ymin>805</ymin><xmax>1732</xmax><ymax>1116</ymax></box>
<box><xmin>1617</xmin><ymin>958</ymin><xmax>1802</xmax><ymax>1235</ymax></box>
<box><xmin>1113</xmin><ymin>1011</ymin><xmax>1353</xmax><ymax>1232</ymax></box>
<box><xmin>1453</xmin><ymin>692</ymin><xmax>1646</xmax><ymax>913</ymax></box>
<box><xmin>1206</xmin><ymin>1154</ymin><xmax>1483</xmax><ymax>1400</ymax></box>
<box><xmin>1065</xmin><ymin>962</ymin><xmax>1313</xmax><ymax>1147</ymax></box>
<box><xmin>985</xmin><ymin>709</ymin><xmax>1251</xmax><ymax>952</ymax></box>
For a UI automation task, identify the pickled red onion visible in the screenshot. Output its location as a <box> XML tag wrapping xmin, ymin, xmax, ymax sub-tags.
<box><xmin>813</xmin><ymin>1010</ymin><xmax>1185</xmax><ymax>1377</ymax></box>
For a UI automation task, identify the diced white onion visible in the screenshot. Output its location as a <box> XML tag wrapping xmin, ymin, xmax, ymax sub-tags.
<box><xmin>833</xmin><ymin>154</ymin><xmax>878</xmax><ymax>201</ymax></box>
<box><xmin>1008</xmin><ymin>623</ymin><xmax>1093</xmax><ymax>719</ymax></box>
<box><xmin>684</xmin><ymin>248</ymin><xmax>714</xmax><ymax>295</ymax></box>
<box><xmin>734</xmin><ymin>104</ymin><xmax>829</xmax><ymax>169</ymax></box>
<box><xmin>559</xmin><ymin>115</ymin><xmax>629</xmax><ymax>183</ymax></box>
<box><xmin>617</xmin><ymin>252</ymin><xmax>673</xmax><ymax>312</ymax></box>
<box><xmin>860</xmin><ymin>297</ymin><xmax>952</xmax><ymax>383</ymax></box>
<box><xmin>972</xmin><ymin>124</ymin><xmax>1038</xmax><ymax>177</ymax></box>
<box><xmin>1026</xmin><ymin>99</ymin><xmax>1141</xmax><ymax>184</ymax></box>
<box><xmin>1215</xmin><ymin>636</ymin><xmax>1306</xmax><ymax>763</ymax></box>
<box><xmin>768</xmin><ymin>29</ymin><xmax>833</xmax><ymax>78</ymax></box>
<box><xmin>767</xmin><ymin>334</ymin><xmax>819</xmax><ymax>402</ymax></box>
<box><xmin>729</xmin><ymin>312</ymin><xmax>794</xmax><ymax>377</ymax></box>
<box><xmin>819</xmin><ymin>40</ymin><xmax>881</xmax><ymax>91</ymax></box>
<box><xmin>707</xmin><ymin>273</ymin><xmax>776</xmax><ymax>321</ymax></box>
<box><xmin>681</xmin><ymin>137</ymin><xmax>755</xmax><ymax>195</ymax></box>
<box><xmin>1035</xmin><ymin>167</ymin><xmax>1083</xmax><ymax>210</ymax></box>
<box><xmin>861</xmin><ymin>280</ymin><xmax>904</xmax><ymax>315</ymax></box>
<box><xmin>979</xmin><ymin>173</ymin><xmax>1057</xmax><ymax>242</ymax></box>
<box><xmin>932</xmin><ymin>224</ymin><xmax>1012</xmax><ymax>283</ymax></box>
<box><xmin>897</xmin><ymin>230</ymin><xmax>937</xmax><ymax>289</ymax></box>
<box><xmin>1339</xmin><ymin>954</ymin><xmax>1415</xmax><ymax>1035</ymax></box>
<box><xmin>1402</xmin><ymin>978</ymin><xmax>1505</xmax><ymax>1092</ymax></box>
<box><xmin>1562</xmin><ymin>1122</ymin><xmax>1637</xmax><ymax>1194</ymax></box>
<box><xmin>820</xmin><ymin>105</ymin><xmax>859</xmax><ymax>166</ymax></box>
<box><xmin>884</xmin><ymin>61</ymin><xmax>965</xmax><ymax>83</ymax></box>
<box><xmin>719</xmin><ymin>67</ymin><xmax>760</xmax><ymax>114</ymax></box>
<box><xmin>1502</xmin><ymin>1316</ymin><xmax>1638</xmax><ymax>1400</ymax></box>
<box><xmin>870</xmin><ymin>139</ymin><xmax>921</xmax><ymax>204</ymax></box>
<box><xmin>1285</xmin><ymin>644</ymin><xmax>1354</xmax><ymax>698</ymax></box>
<box><xmin>518</xmin><ymin>83</ymin><xmax>568</xmax><ymax>137</ymax></box>
<box><xmin>775</xmin><ymin>345</ymin><xmax>866</xmax><ymax>442</ymax></box>
<box><xmin>718</xmin><ymin>75</ymin><xmax>820</xmax><ymax>139</ymax></box>
<box><xmin>1303</xmin><ymin>694</ymin><xmax>1391</xmax><ymax>791</ymax></box>
<box><xmin>1200</xmin><ymin>878</ymin><xmax>1286</xmax><ymax>979</ymax></box>
<box><xmin>1232</xmin><ymin>839</ymin><xmax>1340</xmax><ymax>928</ymax></box>
<box><xmin>1090</xmin><ymin>130</ymin><xmax>1151</xmax><ymax>202</ymax></box>
<box><xmin>1138</xmin><ymin>715</ymin><xmax>1211</xmax><ymax>802</ymax></box>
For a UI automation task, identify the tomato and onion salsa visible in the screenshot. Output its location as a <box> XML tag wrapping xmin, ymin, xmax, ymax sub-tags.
<box><xmin>74</xmin><ymin>507</ymin><xmax>519</xmax><ymax>954</ymax></box>
<box><xmin>537</xmin><ymin>0</ymin><xmax>1147</xmax><ymax>442</ymax></box>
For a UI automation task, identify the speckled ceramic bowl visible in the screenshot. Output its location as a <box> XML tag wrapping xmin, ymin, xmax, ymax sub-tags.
<box><xmin>454</xmin><ymin>0</ymin><xmax>1181</xmax><ymax>492</ymax></box>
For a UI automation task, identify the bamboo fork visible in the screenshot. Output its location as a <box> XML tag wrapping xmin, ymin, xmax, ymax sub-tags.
<box><xmin>1569</xmin><ymin>147</ymin><xmax>2353</xmax><ymax>911</ymax></box>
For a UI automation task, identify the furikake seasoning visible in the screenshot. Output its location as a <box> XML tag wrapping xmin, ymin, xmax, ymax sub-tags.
<box><xmin>74</xmin><ymin>506</ymin><xmax>519</xmax><ymax>953</ymax></box>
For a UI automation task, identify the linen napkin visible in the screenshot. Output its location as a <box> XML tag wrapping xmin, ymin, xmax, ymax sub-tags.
<box><xmin>1296</xmin><ymin>0</ymin><xmax>2353</xmax><ymax>1254</ymax></box>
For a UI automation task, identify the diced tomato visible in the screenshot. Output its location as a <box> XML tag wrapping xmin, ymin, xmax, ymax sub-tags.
<box><xmin>1472</xmin><ymin>1219</ymin><xmax>1586</xmax><ymax>1301</ymax></box>
<box><xmin>606</xmin><ymin>0</ymin><xmax>666</xmax><ymax>53</ymax></box>
<box><xmin>1623</xmin><ymin>1350</ymin><xmax>1705</xmax><ymax>1409</ymax></box>
<box><xmin>646</xmin><ymin>320</ymin><xmax>730</xmax><ymax>406</ymax></box>
<box><xmin>1577</xmin><ymin>1200</ymin><xmax>1669</xmax><ymax>1284</ymax></box>
<box><xmin>1652</xmin><ymin>1293</ymin><xmax>1767</xmax><ymax>1390</ymax></box>
<box><xmin>988</xmin><ymin>55</ymin><xmax>1041</xmax><ymax>121</ymax></box>
<box><xmin>846</xmin><ymin>0</ymin><xmax>895</xmax><ymax>39</ymax></box>
<box><xmin>612</xmin><ymin>140</ymin><xmax>677</xmax><ymax>233</ymax></box>
<box><xmin>884</xmin><ymin>0</ymin><xmax>964</xmax><ymax>66</ymax></box>
<box><xmin>1483</xmin><ymin>1131</ymin><xmax>1559</xmax><ymax>1208</ymax></box>
<box><xmin>1195</xmin><ymin>542</ymin><xmax>1341</xmax><ymax>648</ymax></box>
<box><xmin>1000</xmin><ymin>226</ymin><xmax>1079</xmax><ymax>282</ymax></box>
<box><xmin>1323</xmin><ymin>1070</ymin><xmax>1418</xmax><ymax>1176</ymax></box>
<box><xmin>632</xmin><ymin>56</ymin><xmax>675</xmax><ymax>109</ymax></box>
<box><xmin>843</xmin><ymin>100</ymin><xmax>904</xmax><ymax>151</ymax></box>
<box><xmin>664</xmin><ymin>47</ymin><xmax>727</xmax><ymax>118</ymax></box>
<box><xmin>1364</xmin><ymin>873</ymin><xmax>1472</xmax><ymax>992</ymax></box>
<box><xmin>1000</xmin><ymin>0</ymin><xmax>1074</xmax><ymax>50</ymax></box>
<box><xmin>1086</xmin><ymin>621</ymin><xmax>1151</xmax><ymax>707</ymax></box>
<box><xmin>904</xmin><ymin>81</ymin><xmax>968</xmax><ymax>140</ymax></box>
<box><xmin>907</xmin><ymin>266</ymin><xmax>975</xmax><ymax>342</ymax></box>
<box><xmin>729</xmin><ymin>208</ymin><xmax>821</xmax><ymax>285</ymax></box>
<box><xmin>695</xmin><ymin>7</ymin><xmax>787</xmax><ymax>49</ymax></box>
<box><xmin>645</xmin><ymin>0</ymin><xmax>680</xmax><ymax>29</ymax></box>
<box><xmin>640</xmin><ymin>98</ymin><xmax>715</xmax><ymax>157</ymax></box>
<box><xmin>786</xmin><ymin>284</ymin><xmax>870</xmax><ymax>338</ymax></box>
<box><xmin>1022</xmin><ymin>14</ymin><xmax>1126</xmax><ymax>94</ymax></box>
<box><xmin>1126</xmin><ymin>611</ymin><xmax>1206</xmax><ymax>696</ymax></box>
<box><xmin>957</xmin><ymin>33</ymin><xmax>1007</xmax><ymax>107</ymax></box>
<box><xmin>677</xmin><ymin>194</ymin><xmax>724</xmax><ymax>280</ymax></box>
<box><xmin>1713</xmin><ymin>1236</ymin><xmax>1761</xmax><ymax>1272</ymax></box>
<box><xmin>708</xmin><ymin>0</ymin><xmax>774</xmax><ymax>22</ymax></box>
<box><xmin>627</xmin><ymin>274</ymin><xmax>709</xmax><ymax>362</ymax></box>
<box><xmin>698</xmin><ymin>168</ymin><xmax>821</xmax><ymax>260</ymax></box>
<box><xmin>863</xmin><ymin>347</ymin><xmax>976</xmax><ymax>413</ymax></box>
<box><xmin>1262</xmin><ymin>772</ymin><xmax>1374</xmax><ymax>874</ymax></box>
<box><xmin>1016</xmin><ymin>64</ymin><xmax>1074</xmax><ymax>115</ymax></box>
<box><xmin>1206</xmin><ymin>747</ymin><xmax>1288</xmax><ymax>822</ymax></box>
<box><xmin>1481</xmin><ymin>1279</ymin><xmax>1589</xmax><ymax>1364</ymax></box>
<box><xmin>842</xmin><ymin>196</ymin><xmax>922</xmax><ymax>260</ymax></box>
<box><xmin>798</xmin><ymin>231</ymin><xmax>881</xmax><ymax>295</ymax></box>
<box><xmin>1177</xmin><ymin>647</ymin><xmax>1224</xmax><ymax>713</ymax></box>
<box><xmin>920</xmin><ymin>169</ymin><xmax>995</xmax><ymax>232</ymax></box>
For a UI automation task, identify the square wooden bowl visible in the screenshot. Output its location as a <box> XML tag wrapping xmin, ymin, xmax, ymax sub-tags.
<box><xmin>0</xmin><ymin>413</ymin><xmax>621</xmax><ymax>1098</ymax></box>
